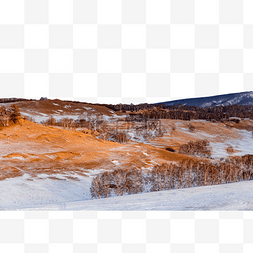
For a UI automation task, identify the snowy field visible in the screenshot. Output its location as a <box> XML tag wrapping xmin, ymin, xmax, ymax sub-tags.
<box><xmin>0</xmin><ymin>174</ymin><xmax>92</xmax><ymax>210</ymax></box>
<box><xmin>1</xmin><ymin>179</ymin><xmax>252</xmax><ymax>211</ymax></box>
<box><xmin>62</xmin><ymin>180</ymin><xmax>253</xmax><ymax>211</ymax></box>
<box><xmin>210</xmin><ymin>129</ymin><xmax>253</xmax><ymax>159</ymax></box>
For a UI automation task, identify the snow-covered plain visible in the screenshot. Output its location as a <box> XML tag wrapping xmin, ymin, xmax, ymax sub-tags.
<box><xmin>0</xmin><ymin>174</ymin><xmax>91</xmax><ymax>210</ymax></box>
<box><xmin>14</xmin><ymin>180</ymin><xmax>253</xmax><ymax>211</ymax></box>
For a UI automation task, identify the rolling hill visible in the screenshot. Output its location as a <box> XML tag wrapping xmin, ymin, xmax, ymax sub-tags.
<box><xmin>1</xmin><ymin>95</ymin><xmax>253</xmax><ymax>210</ymax></box>
<box><xmin>156</xmin><ymin>91</ymin><xmax>253</xmax><ymax>108</ymax></box>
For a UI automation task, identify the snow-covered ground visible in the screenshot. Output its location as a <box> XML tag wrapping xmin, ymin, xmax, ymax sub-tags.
<box><xmin>22</xmin><ymin>113</ymin><xmax>81</xmax><ymax>123</ymax></box>
<box><xmin>22</xmin><ymin>111</ymin><xmax>124</xmax><ymax>124</ymax></box>
<box><xmin>2</xmin><ymin>110</ymin><xmax>253</xmax><ymax>210</ymax></box>
<box><xmin>13</xmin><ymin>180</ymin><xmax>253</xmax><ymax>211</ymax></box>
<box><xmin>1</xmin><ymin>162</ymin><xmax>253</xmax><ymax>211</ymax></box>
<box><xmin>111</xmin><ymin>160</ymin><xmax>120</xmax><ymax>166</ymax></box>
<box><xmin>0</xmin><ymin>174</ymin><xmax>92</xmax><ymax>210</ymax></box>
<box><xmin>210</xmin><ymin>129</ymin><xmax>253</xmax><ymax>159</ymax></box>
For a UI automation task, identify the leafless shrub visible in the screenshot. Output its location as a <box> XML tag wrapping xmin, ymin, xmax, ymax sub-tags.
<box><xmin>99</xmin><ymin>122</ymin><xmax>111</xmax><ymax>143</ymax></box>
<box><xmin>178</xmin><ymin>139</ymin><xmax>212</xmax><ymax>158</ymax></box>
<box><xmin>90</xmin><ymin>172</ymin><xmax>113</xmax><ymax>199</ymax></box>
<box><xmin>143</xmin><ymin>130</ymin><xmax>154</xmax><ymax>141</ymax></box>
<box><xmin>42</xmin><ymin>115</ymin><xmax>56</xmax><ymax>126</ymax></box>
<box><xmin>0</xmin><ymin>104</ymin><xmax>22</xmax><ymax>126</ymax></box>
<box><xmin>111</xmin><ymin>131</ymin><xmax>129</xmax><ymax>143</ymax></box>
<box><xmin>90</xmin><ymin>169</ymin><xmax>144</xmax><ymax>198</ymax></box>
<box><xmin>226</xmin><ymin>145</ymin><xmax>234</xmax><ymax>155</ymax></box>
<box><xmin>90</xmin><ymin>176</ymin><xmax>102</xmax><ymax>199</ymax></box>
<box><xmin>98</xmin><ymin>121</ymin><xmax>130</xmax><ymax>143</ymax></box>
<box><xmin>126</xmin><ymin>169</ymin><xmax>144</xmax><ymax>194</ymax></box>
<box><xmin>188</xmin><ymin>123</ymin><xmax>196</xmax><ymax>132</ymax></box>
<box><xmin>156</xmin><ymin>126</ymin><xmax>166</xmax><ymax>137</ymax></box>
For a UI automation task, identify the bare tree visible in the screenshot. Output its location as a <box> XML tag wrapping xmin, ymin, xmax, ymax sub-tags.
<box><xmin>10</xmin><ymin>104</ymin><xmax>21</xmax><ymax>124</ymax></box>
<box><xmin>178</xmin><ymin>139</ymin><xmax>212</xmax><ymax>158</ymax></box>
<box><xmin>0</xmin><ymin>105</ymin><xmax>10</xmax><ymax>126</ymax></box>
<box><xmin>90</xmin><ymin>176</ymin><xmax>102</xmax><ymax>199</ymax></box>
<box><xmin>100</xmin><ymin>122</ymin><xmax>110</xmax><ymax>143</ymax></box>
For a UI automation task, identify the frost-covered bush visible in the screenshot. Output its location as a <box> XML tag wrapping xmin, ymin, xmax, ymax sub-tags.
<box><xmin>178</xmin><ymin>139</ymin><xmax>212</xmax><ymax>158</ymax></box>
<box><xmin>90</xmin><ymin>156</ymin><xmax>253</xmax><ymax>199</ymax></box>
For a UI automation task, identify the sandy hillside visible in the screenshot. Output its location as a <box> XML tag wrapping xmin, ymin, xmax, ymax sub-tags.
<box><xmin>0</xmin><ymin>99</ymin><xmax>122</xmax><ymax>123</ymax></box>
<box><xmin>1</xmin><ymin>114</ymin><xmax>253</xmax><ymax>182</ymax></box>
<box><xmin>1</xmin><ymin>101</ymin><xmax>253</xmax><ymax>209</ymax></box>
<box><xmin>148</xmin><ymin>119</ymin><xmax>243</xmax><ymax>148</ymax></box>
<box><xmin>0</xmin><ymin>119</ymin><xmax>195</xmax><ymax>182</ymax></box>
<box><xmin>114</xmin><ymin>118</ymin><xmax>253</xmax><ymax>158</ymax></box>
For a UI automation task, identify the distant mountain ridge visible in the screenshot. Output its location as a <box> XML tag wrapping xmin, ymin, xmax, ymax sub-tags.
<box><xmin>156</xmin><ymin>91</ymin><xmax>253</xmax><ymax>108</ymax></box>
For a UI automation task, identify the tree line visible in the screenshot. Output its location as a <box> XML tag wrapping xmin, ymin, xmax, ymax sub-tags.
<box><xmin>2</xmin><ymin>98</ymin><xmax>253</xmax><ymax>122</ymax></box>
<box><xmin>103</xmin><ymin>103</ymin><xmax>253</xmax><ymax>122</ymax></box>
<box><xmin>90</xmin><ymin>155</ymin><xmax>253</xmax><ymax>199</ymax></box>
<box><xmin>0</xmin><ymin>98</ymin><xmax>35</xmax><ymax>104</ymax></box>
<box><xmin>41</xmin><ymin>114</ymin><xmax>131</xmax><ymax>144</ymax></box>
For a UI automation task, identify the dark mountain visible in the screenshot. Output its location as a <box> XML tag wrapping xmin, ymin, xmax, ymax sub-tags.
<box><xmin>156</xmin><ymin>91</ymin><xmax>253</xmax><ymax>108</ymax></box>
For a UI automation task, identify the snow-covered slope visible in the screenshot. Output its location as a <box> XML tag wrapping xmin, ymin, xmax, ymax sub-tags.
<box><xmin>1</xmin><ymin>118</ymin><xmax>253</xmax><ymax>210</ymax></box>
<box><xmin>1</xmin><ymin>97</ymin><xmax>253</xmax><ymax>211</ymax></box>
<box><xmin>157</xmin><ymin>91</ymin><xmax>253</xmax><ymax>108</ymax></box>
<box><xmin>17</xmin><ymin>180</ymin><xmax>253</xmax><ymax>211</ymax></box>
<box><xmin>0</xmin><ymin>99</ymin><xmax>121</xmax><ymax>123</ymax></box>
